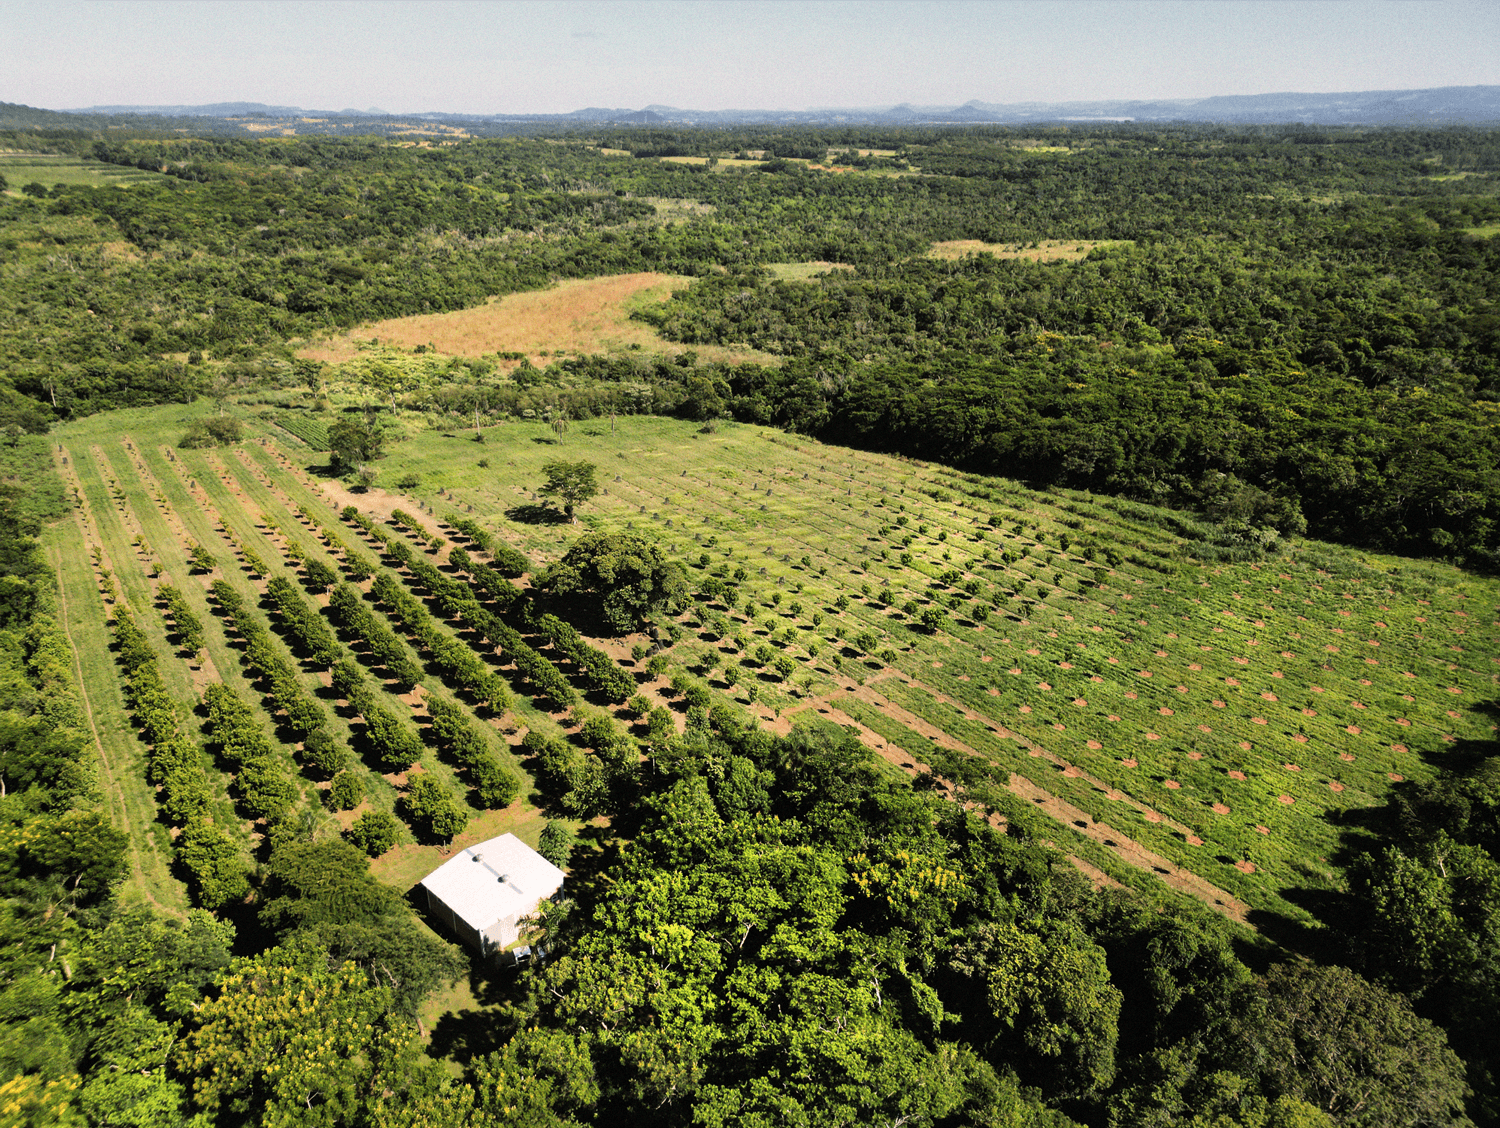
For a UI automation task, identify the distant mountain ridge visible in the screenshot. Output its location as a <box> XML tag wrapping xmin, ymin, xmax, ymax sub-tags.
<box><xmin>5</xmin><ymin>86</ymin><xmax>1498</xmax><ymax>135</ymax></box>
<box><xmin>72</xmin><ymin>102</ymin><xmax>389</xmax><ymax>117</ymax></box>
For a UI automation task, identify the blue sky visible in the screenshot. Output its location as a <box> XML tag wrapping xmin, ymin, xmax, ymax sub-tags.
<box><xmin>4</xmin><ymin>0</ymin><xmax>1497</xmax><ymax>114</ymax></box>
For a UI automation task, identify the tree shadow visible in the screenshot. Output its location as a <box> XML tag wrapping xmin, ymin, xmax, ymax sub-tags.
<box><xmin>505</xmin><ymin>503</ymin><xmax>568</xmax><ymax>526</ymax></box>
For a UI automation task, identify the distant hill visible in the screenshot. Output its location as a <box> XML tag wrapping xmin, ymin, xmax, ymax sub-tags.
<box><xmin>4</xmin><ymin>86</ymin><xmax>1498</xmax><ymax>138</ymax></box>
<box><xmin>73</xmin><ymin>101</ymin><xmax>306</xmax><ymax>117</ymax></box>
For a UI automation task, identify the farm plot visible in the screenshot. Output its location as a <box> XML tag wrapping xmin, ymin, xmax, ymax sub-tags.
<box><xmin>0</xmin><ymin>152</ymin><xmax>168</xmax><ymax>191</ymax></box>
<box><xmin>323</xmin><ymin>412</ymin><xmax>1498</xmax><ymax>923</ymax></box>
<box><xmin>49</xmin><ymin>412</ymin><xmax>579</xmax><ymax>902</ymax></box>
<box><xmin>48</xmin><ymin>404</ymin><xmax>1499</xmax><ymax>927</ymax></box>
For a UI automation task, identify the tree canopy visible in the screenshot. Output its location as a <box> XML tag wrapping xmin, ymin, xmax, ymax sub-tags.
<box><xmin>541</xmin><ymin>530</ymin><xmax>690</xmax><ymax>633</ymax></box>
<box><xmin>539</xmin><ymin>459</ymin><xmax>599</xmax><ymax>521</ymax></box>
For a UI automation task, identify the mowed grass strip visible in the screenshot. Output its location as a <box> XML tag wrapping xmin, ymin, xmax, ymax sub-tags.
<box><xmin>45</xmin><ymin>518</ymin><xmax>190</xmax><ymax>914</ymax></box>
<box><xmin>64</xmin><ymin>445</ymin><xmax>246</xmax><ymax>838</ymax></box>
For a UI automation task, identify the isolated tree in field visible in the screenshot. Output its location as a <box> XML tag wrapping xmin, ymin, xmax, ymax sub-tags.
<box><xmin>542</xmin><ymin>531</ymin><xmax>689</xmax><ymax>633</ymax></box>
<box><xmin>328</xmin><ymin>416</ymin><xmax>383</xmax><ymax>472</ymax></box>
<box><xmin>349</xmin><ymin>810</ymin><xmax>400</xmax><ymax>857</ymax></box>
<box><xmin>539</xmin><ymin>460</ymin><xmax>598</xmax><ymax>522</ymax></box>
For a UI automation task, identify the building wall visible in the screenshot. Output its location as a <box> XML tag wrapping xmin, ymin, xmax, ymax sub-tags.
<box><xmin>425</xmin><ymin>888</ymin><xmax>483</xmax><ymax>952</ymax></box>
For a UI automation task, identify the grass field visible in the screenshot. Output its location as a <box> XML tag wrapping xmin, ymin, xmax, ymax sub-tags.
<box><xmin>0</xmin><ymin>152</ymin><xmax>167</xmax><ymax>191</ymax></box>
<box><xmin>49</xmin><ymin>401</ymin><xmax>1500</xmax><ymax>940</ymax></box>
<box><xmin>927</xmin><ymin>239</ymin><xmax>1130</xmax><ymax>262</ymax></box>
<box><xmin>1467</xmin><ymin>223</ymin><xmax>1500</xmax><ymax>238</ymax></box>
<box><xmin>365</xmin><ymin>413</ymin><xmax>1499</xmax><ymax>922</ymax></box>
<box><xmin>296</xmin><ymin>273</ymin><xmax>777</xmax><ymax>367</ymax></box>
<box><xmin>764</xmin><ymin>261</ymin><xmax>858</xmax><ymax>282</ymax></box>
<box><xmin>661</xmin><ymin>156</ymin><xmax>766</xmax><ymax>169</ymax></box>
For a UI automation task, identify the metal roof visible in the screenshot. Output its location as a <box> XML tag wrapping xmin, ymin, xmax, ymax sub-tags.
<box><xmin>418</xmin><ymin>832</ymin><xmax>566</xmax><ymax>934</ymax></box>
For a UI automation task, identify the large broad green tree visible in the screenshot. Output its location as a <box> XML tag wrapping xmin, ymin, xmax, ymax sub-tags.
<box><xmin>539</xmin><ymin>459</ymin><xmax>599</xmax><ymax>522</ymax></box>
<box><xmin>174</xmin><ymin>939</ymin><xmax>424</xmax><ymax>1127</ymax></box>
<box><xmin>327</xmin><ymin>416</ymin><xmax>383</xmax><ymax>472</ymax></box>
<box><xmin>541</xmin><ymin>531</ymin><xmax>689</xmax><ymax>634</ymax></box>
<box><xmin>1239</xmin><ymin>960</ymin><xmax>1472</xmax><ymax>1128</ymax></box>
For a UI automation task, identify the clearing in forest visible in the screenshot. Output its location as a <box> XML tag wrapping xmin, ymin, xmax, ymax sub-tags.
<box><xmin>0</xmin><ymin>152</ymin><xmax>167</xmax><ymax>191</ymax></box>
<box><xmin>764</xmin><ymin>262</ymin><xmax>858</xmax><ymax>282</ymax></box>
<box><xmin>360</xmin><ymin>412</ymin><xmax>1500</xmax><ymax>926</ymax></box>
<box><xmin>297</xmin><ymin>273</ymin><xmax>776</xmax><ymax>367</ymax></box>
<box><xmin>927</xmin><ymin>239</ymin><xmax>1127</xmax><ymax>262</ymax></box>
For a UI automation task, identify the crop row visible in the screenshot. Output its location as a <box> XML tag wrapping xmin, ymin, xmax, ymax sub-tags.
<box><xmin>367</xmin><ymin>572</ymin><xmax>513</xmax><ymax>711</ymax></box>
<box><xmin>111</xmin><ymin>609</ymin><xmax>249</xmax><ymax>911</ymax></box>
<box><xmin>327</xmin><ymin>581</ymin><xmax>426</xmax><ymax>690</ymax></box>
<box><xmin>259</xmin><ymin>573</ymin><xmax>430</xmax><ymax>775</ymax></box>
<box><xmin>155</xmin><ymin>583</ymin><xmax>206</xmax><ymax>656</ymax></box>
<box><xmin>200</xmin><ymin>683</ymin><xmax>299</xmax><ymax>823</ymax></box>
<box><xmin>445</xmin><ymin>513</ymin><xmax>530</xmax><ymax>577</ymax></box>
<box><xmin>271</xmin><ymin>413</ymin><xmax>330</xmax><ymax>450</ymax></box>
<box><xmin>250</xmin><ymin>507</ymin><xmax>525</xmax><ymax>823</ymax></box>
<box><xmin>282</xmin><ymin>500</ymin><xmax>523</xmax><ymax>716</ymax></box>
<box><xmin>340</xmin><ymin>506</ymin><xmax>578</xmax><ymax>708</ymax></box>
<box><xmin>390</xmin><ymin>507</ymin><xmax>446</xmax><ymax>552</ymax></box>
<box><xmin>208</xmin><ymin>580</ymin><xmax>336</xmax><ymax>755</ymax></box>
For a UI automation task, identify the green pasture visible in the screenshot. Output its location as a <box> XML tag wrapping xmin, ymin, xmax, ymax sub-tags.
<box><xmin>0</xmin><ymin>152</ymin><xmax>167</xmax><ymax>191</ymax></box>
<box><xmin>51</xmin><ymin>400</ymin><xmax>1500</xmax><ymax>927</ymax></box>
<box><xmin>764</xmin><ymin>261</ymin><xmax>858</xmax><ymax>282</ymax></box>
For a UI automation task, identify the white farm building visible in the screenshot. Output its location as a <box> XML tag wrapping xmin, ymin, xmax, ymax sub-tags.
<box><xmin>418</xmin><ymin>833</ymin><xmax>566</xmax><ymax>955</ymax></box>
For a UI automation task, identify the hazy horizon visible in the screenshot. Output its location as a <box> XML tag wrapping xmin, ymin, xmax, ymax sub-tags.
<box><xmin>4</xmin><ymin>0</ymin><xmax>1497</xmax><ymax>119</ymax></box>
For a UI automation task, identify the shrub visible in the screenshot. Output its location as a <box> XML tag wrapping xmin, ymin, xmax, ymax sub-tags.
<box><xmin>538</xmin><ymin>821</ymin><xmax>575</xmax><ymax>869</ymax></box>
<box><xmin>327</xmin><ymin>771</ymin><xmax>364</xmax><ymax>810</ymax></box>
<box><xmin>180</xmin><ymin>416</ymin><xmax>243</xmax><ymax>448</ymax></box>
<box><xmin>301</xmin><ymin>729</ymin><xmax>346</xmax><ymax>777</ymax></box>
<box><xmin>470</xmin><ymin>756</ymin><xmax>520</xmax><ymax>808</ymax></box>
<box><xmin>349</xmin><ymin>810</ymin><xmax>400</xmax><ymax>857</ymax></box>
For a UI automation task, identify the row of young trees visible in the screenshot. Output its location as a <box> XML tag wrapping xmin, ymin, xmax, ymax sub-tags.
<box><xmin>445</xmin><ymin>546</ymin><xmax>523</xmax><ymax>610</ymax></box>
<box><xmin>200</xmin><ymin>682</ymin><xmax>298</xmax><ymax>823</ymax></box>
<box><xmin>268</xmin><ymin>502</ymin><xmax>526</xmax><ymax>816</ymax></box>
<box><xmin>340</xmin><ymin>506</ymin><xmax>579</xmax><ymax>707</ymax></box>
<box><xmin>111</xmin><ymin>608</ymin><xmax>248</xmax><ymax>908</ymax></box>
<box><xmin>445</xmin><ymin>513</ymin><xmax>530</xmax><ymax>576</ymax></box>
<box><xmin>155</xmin><ymin>583</ymin><xmax>206</xmax><ymax>657</ymax></box>
<box><xmin>368</xmin><ymin>571</ymin><xmax>513</xmax><ymax>710</ymax></box>
<box><xmin>327</xmin><ymin>581</ymin><xmax>425</xmax><ymax>691</ymax></box>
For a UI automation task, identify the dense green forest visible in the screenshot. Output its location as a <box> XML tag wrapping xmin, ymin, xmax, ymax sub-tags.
<box><xmin>0</xmin><ymin>122</ymin><xmax>1498</xmax><ymax>1126</ymax></box>
<box><xmin>3</xmin><ymin>125</ymin><xmax>1499</xmax><ymax>562</ymax></box>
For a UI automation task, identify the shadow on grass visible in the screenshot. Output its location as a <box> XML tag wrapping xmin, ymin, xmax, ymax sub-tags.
<box><xmin>506</xmin><ymin>503</ymin><xmax>568</xmax><ymax>526</ymax></box>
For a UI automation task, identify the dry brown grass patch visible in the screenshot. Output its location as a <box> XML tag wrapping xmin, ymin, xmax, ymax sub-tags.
<box><xmin>927</xmin><ymin>239</ymin><xmax>1127</xmax><ymax>263</ymax></box>
<box><xmin>296</xmin><ymin>273</ymin><xmax>780</xmax><ymax>367</ymax></box>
